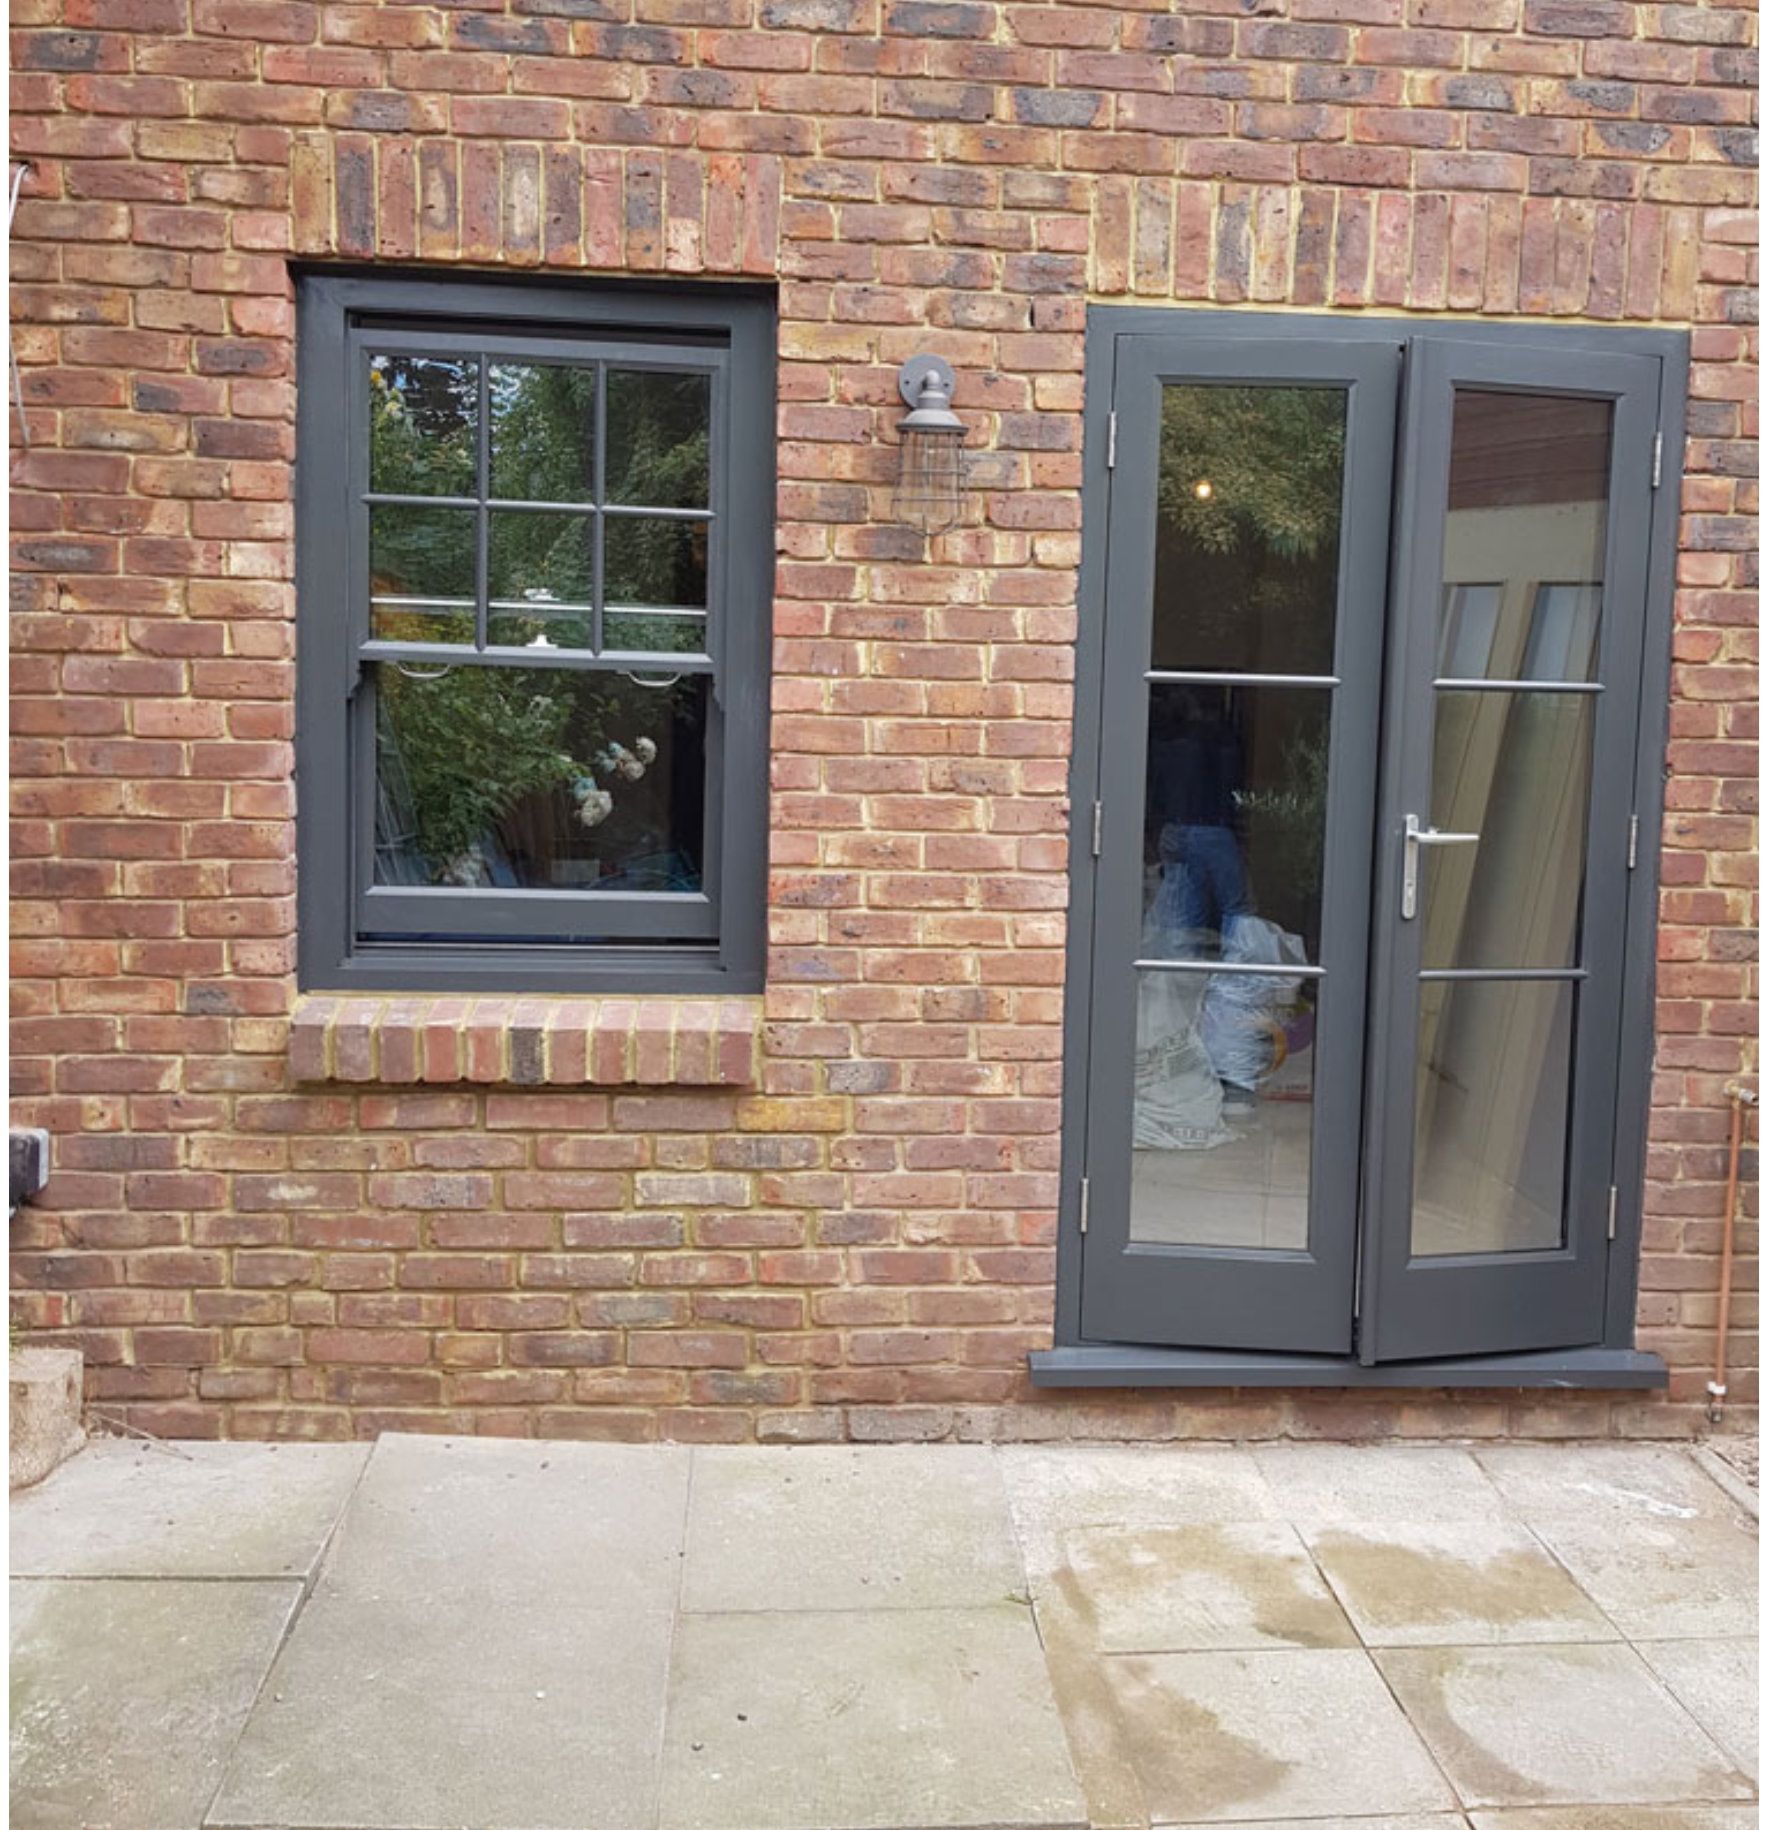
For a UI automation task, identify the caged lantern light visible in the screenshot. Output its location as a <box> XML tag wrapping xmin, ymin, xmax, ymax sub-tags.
<box><xmin>892</xmin><ymin>355</ymin><xmax>967</xmax><ymax>535</ymax></box>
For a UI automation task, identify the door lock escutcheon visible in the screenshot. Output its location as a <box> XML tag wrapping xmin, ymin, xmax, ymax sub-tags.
<box><xmin>1400</xmin><ymin>813</ymin><xmax>1479</xmax><ymax>920</ymax></box>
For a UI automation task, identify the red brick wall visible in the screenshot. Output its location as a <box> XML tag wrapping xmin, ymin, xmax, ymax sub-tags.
<box><xmin>9</xmin><ymin>0</ymin><xmax>1757</xmax><ymax>1442</ymax></box>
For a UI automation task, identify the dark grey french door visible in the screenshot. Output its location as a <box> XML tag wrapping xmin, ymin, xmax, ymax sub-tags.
<box><xmin>1077</xmin><ymin>319</ymin><xmax>1666</xmax><ymax>1365</ymax></box>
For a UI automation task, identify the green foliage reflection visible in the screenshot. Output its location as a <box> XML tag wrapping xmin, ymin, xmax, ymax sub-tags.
<box><xmin>1157</xmin><ymin>385</ymin><xmax>1346</xmax><ymax>559</ymax></box>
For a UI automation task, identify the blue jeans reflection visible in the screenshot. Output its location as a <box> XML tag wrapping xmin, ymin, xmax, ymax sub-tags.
<box><xmin>1157</xmin><ymin>822</ymin><xmax>1251</xmax><ymax>956</ymax></box>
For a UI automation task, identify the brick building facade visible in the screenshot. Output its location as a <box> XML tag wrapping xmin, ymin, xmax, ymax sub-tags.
<box><xmin>8</xmin><ymin>0</ymin><xmax>1757</xmax><ymax>1442</ymax></box>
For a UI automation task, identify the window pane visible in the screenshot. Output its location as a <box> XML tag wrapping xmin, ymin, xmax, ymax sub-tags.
<box><xmin>605</xmin><ymin>516</ymin><xmax>708</xmax><ymax>609</ymax></box>
<box><xmin>606</xmin><ymin>370</ymin><xmax>710</xmax><ymax>509</ymax></box>
<box><xmin>372</xmin><ymin>665</ymin><xmax>707</xmax><ymax>893</ymax></box>
<box><xmin>1412</xmin><ymin>978</ymin><xmax>1574</xmax><ymax>1256</ymax></box>
<box><xmin>1131</xmin><ymin>967</ymin><xmax>1316</xmax><ymax>1251</ymax></box>
<box><xmin>1151</xmin><ymin>384</ymin><xmax>1347</xmax><ymax>676</ymax></box>
<box><xmin>369</xmin><ymin>504</ymin><xmax>475</xmax><ymax>642</ymax></box>
<box><xmin>1442</xmin><ymin>390</ymin><xmax>1610</xmax><ymax>682</ymax></box>
<box><xmin>1423</xmin><ymin>690</ymin><xmax>1592</xmax><ymax>972</ymax></box>
<box><xmin>368</xmin><ymin>354</ymin><xmax>477</xmax><ymax>498</ymax></box>
<box><xmin>1439</xmin><ymin>583</ymin><xmax>1503</xmax><ymax>678</ymax></box>
<box><xmin>602</xmin><ymin>611</ymin><xmax>707</xmax><ymax>656</ymax></box>
<box><xmin>1142</xmin><ymin>682</ymin><xmax>1330</xmax><ymax>966</ymax></box>
<box><xmin>486</xmin><ymin>607</ymin><xmax>593</xmax><ymax>651</ymax></box>
<box><xmin>488</xmin><ymin>510</ymin><xmax>593</xmax><ymax>648</ymax></box>
<box><xmin>489</xmin><ymin>362</ymin><xmax>596</xmax><ymax>504</ymax></box>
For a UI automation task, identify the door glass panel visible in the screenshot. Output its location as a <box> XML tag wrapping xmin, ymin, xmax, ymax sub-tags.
<box><xmin>1422</xmin><ymin>690</ymin><xmax>1593</xmax><ymax>971</ymax></box>
<box><xmin>1132</xmin><ymin>968</ymin><xmax>1315</xmax><ymax>1251</ymax></box>
<box><xmin>1142</xmin><ymin>682</ymin><xmax>1330</xmax><ymax>964</ymax></box>
<box><xmin>371</xmin><ymin>664</ymin><xmax>706</xmax><ymax>893</ymax></box>
<box><xmin>1411</xmin><ymin>978</ymin><xmax>1575</xmax><ymax>1256</ymax></box>
<box><xmin>1441</xmin><ymin>390</ymin><xmax>1610</xmax><ymax>682</ymax></box>
<box><xmin>1151</xmin><ymin>384</ymin><xmax>1347</xmax><ymax>676</ymax></box>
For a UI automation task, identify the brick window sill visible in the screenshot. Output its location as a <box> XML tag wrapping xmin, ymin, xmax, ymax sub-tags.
<box><xmin>289</xmin><ymin>994</ymin><xmax>762</xmax><ymax>1089</ymax></box>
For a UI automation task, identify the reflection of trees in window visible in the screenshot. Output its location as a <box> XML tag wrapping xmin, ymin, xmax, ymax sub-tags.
<box><xmin>489</xmin><ymin>363</ymin><xmax>596</xmax><ymax>501</ymax></box>
<box><xmin>1158</xmin><ymin>386</ymin><xmax>1345</xmax><ymax>556</ymax></box>
<box><xmin>364</xmin><ymin>355</ymin><xmax>715</xmax><ymax>887</ymax></box>
<box><xmin>370</xmin><ymin>355</ymin><xmax>477</xmax><ymax>495</ymax></box>
<box><xmin>607</xmin><ymin>371</ymin><xmax>709</xmax><ymax>507</ymax></box>
<box><xmin>376</xmin><ymin>666</ymin><xmax>703</xmax><ymax>889</ymax></box>
<box><xmin>1154</xmin><ymin>386</ymin><xmax>1347</xmax><ymax>668</ymax></box>
<box><xmin>1234</xmin><ymin>723</ymin><xmax>1328</xmax><ymax>931</ymax></box>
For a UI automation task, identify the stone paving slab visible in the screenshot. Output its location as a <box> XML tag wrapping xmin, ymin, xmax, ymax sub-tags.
<box><xmin>11</xmin><ymin>1576</ymin><xmax>301</xmax><ymax>1830</ymax></box>
<box><xmin>1377</xmin><ymin>1643</ymin><xmax>1755</xmax><ymax>1811</ymax></box>
<box><xmin>10</xmin><ymin>1441</ymin><xmax>369</xmax><ymax>1580</ymax></box>
<box><xmin>1059</xmin><ymin>1522</ymin><xmax>1357</xmax><ymax>1653</ymax></box>
<box><xmin>1252</xmin><ymin>1444</ymin><xmax>1511</xmax><ymax>1529</ymax></box>
<box><xmin>1474</xmin><ymin>1444</ymin><xmax>1751</xmax><ymax>1528</ymax></box>
<box><xmin>1467</xmin><ymin>1809</ymin><xmax>1761</xmax><ymax>1830</ymax></box>
<box><xmin>1102</xmin><ymin>1647</ymin><xmax>1456</xmax><ymax>1824</ymax></box>
<box><xmin>206</xmin><ymin>1435</ymin><xmax>693</xmax><ymax>1830</ymax></box>
<box><xmin>324</xmin><ymin>1431</ymin><xmax>689</xmax><ymax>1609</ymax></box>
<box><xmin>1527</xmin><ymin>1511</ymin><xmax>1758</xmax><ymax>1641</ymax></box>
<box><xmin>682</xmin><ymin>1444</ymin><xmax>1024</xmax><ymax>1613</ymax></box>
<box><xmin>1301</xmin><ymin>1518</ymin><xmax>1616</xmax><ymax>1647</ymax></box>
<box><xmin>1171</xmin><ymin>1818</ymin><xmax>1465</xmax><ymax>1830</ymax></box>
<box><xmin>659</xmin><ymin>1605</ymin><xmax>1087</xmax><ymax>1830</ymax></box>
<box><xmin>1636</xmin><ymin>1637</ymin><xmax>1759</xmax><ymax>1782</ymax></box>
<box><xmin>1001</xmin><ymin>1446</ymin><xmax>1280</xmax><ymax>1554</ymax></box>
<box><xmin>206</xmin><ymin>1590</ymin><xmax>674</xmax><ymax>1830</ymax></box>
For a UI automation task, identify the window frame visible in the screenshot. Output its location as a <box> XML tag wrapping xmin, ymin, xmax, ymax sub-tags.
<box><xmin>295</xmin><ymin>272</ymin><xmax>774</xmax><ymax>995</ymax></box>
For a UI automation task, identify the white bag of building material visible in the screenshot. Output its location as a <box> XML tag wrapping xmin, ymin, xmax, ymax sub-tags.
<box><xmin>1200</xmin><ymin>914</ymin><xmax>1308</xmax><ymax>1092</ymax></box>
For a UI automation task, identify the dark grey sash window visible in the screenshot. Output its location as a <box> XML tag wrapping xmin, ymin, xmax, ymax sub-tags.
<box><xmin>296</xmin><ymin>276</ymin><xmax>773</xmax><ymax>993</ymax></box>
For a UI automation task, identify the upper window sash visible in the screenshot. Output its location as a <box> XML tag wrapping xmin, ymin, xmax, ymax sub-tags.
<box><xmin>348</xmin><ymin>329</ymin><xmax>729</xmax><ymax>670</ymax></box>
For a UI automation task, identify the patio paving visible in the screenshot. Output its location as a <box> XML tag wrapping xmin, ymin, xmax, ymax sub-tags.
<box><xmin>8</xmin><ymin>1435</ymin><xmax>1759</xmax><ymax>1830</ymax></box>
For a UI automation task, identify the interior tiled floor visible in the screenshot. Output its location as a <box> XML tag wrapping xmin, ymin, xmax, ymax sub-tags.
<box><xmin>1133</xmin><ymin>1098</ymin><xmax>1313</xmax><ymax>1250</ymax></box>
<box><xmin>9</xmin><ymin>1436</ymin><xmax>1759</xmax><ymax>1830</ymax></box>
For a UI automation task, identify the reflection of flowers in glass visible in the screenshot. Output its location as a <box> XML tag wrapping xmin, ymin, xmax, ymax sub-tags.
<box><xmin>571</xmin><ymin>777</ymin><xmax>614</xmax><ymax>827</ymax></box>
<box><xmin>594</xmin><ymin>742</ymin><xmax>647</xmax><ymax>782</ymax></box>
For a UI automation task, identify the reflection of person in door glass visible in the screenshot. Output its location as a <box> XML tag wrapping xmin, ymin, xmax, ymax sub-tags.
<box><xmin>1148</xmin><ymin>687</ymin><xmax>1252</xmax><ymax>957</ymax></box>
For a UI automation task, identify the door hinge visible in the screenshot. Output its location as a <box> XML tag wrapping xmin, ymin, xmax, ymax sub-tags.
<box><xmin>1651</xmin><ymin>430</ymin><xmax>1663</xmax><ymax>490</ymax></box>
<box><xmin>1607</xmin><ymin>1183</ymin><xmax>1619</xmax><ymax>1241</ymax></box>
<box><xmin>1078</xmin><ymin>1176</ymin><xmax>1090</xmax><ymax>1235</ymax></box>
<box><xmin>1627</xmin><ymin>813</ymin><xmax>1640</xmax><ymax>871</ymax></box>
<box><xmin>1091</xmin><ymin>798</ymin><xmax>1103</xmax><ymax>858</ymax></box>
<box><xmin>1106</xmin><ymin>411</ymin><xmax>1117</xmax><ymax>470</ymax></box>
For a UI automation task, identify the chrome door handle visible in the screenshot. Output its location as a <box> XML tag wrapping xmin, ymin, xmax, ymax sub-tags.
<box><xmin>1401</xmin><ymin>814</ymin><xmax>1480</xmax><ymax>919</ymax></box>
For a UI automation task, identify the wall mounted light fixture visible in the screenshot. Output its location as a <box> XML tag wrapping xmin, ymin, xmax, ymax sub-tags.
<box><xmin>892</xmin><ymin>355</ymin><xmax>967</xmax><ymax>535</ymax></box>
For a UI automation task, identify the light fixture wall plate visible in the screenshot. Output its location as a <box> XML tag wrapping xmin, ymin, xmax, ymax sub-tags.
<box><xmin>897</xmin><ymin>354</ymin><xmax>957</xmax><ymax>412</ymax></box>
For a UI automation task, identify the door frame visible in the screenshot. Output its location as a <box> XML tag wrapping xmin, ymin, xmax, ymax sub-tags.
<box><xmin>1039</xmin><ymin>306</ymin><xmax>1688</xmax><ymax>1389</ymax></box>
